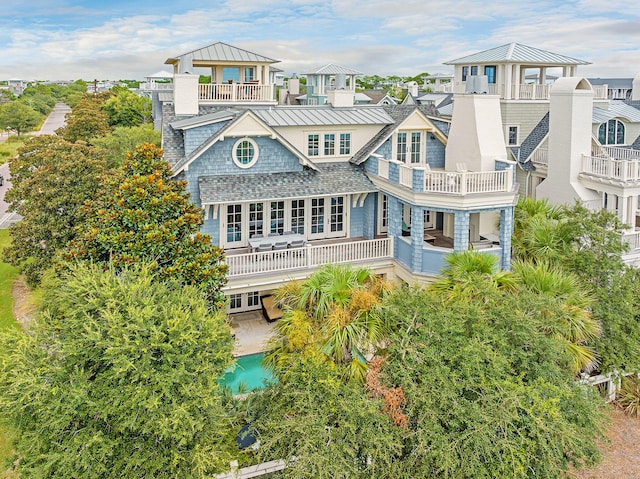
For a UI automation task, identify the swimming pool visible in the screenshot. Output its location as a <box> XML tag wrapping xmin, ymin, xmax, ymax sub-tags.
<box><xmin>221</xmin><ymin>352</ymin><xmax>275</xmax><ymax>394</ymax></box>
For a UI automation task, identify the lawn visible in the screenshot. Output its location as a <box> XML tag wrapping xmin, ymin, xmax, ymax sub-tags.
<box><xmin>0</xmin><ymin>229</ymin><xmax>19</xmax><ymax>476</ymax></box>
<box><xmin>0</xmin><ymin>135</ymin><xmax>30</xmax><ymax>165</ymax></box>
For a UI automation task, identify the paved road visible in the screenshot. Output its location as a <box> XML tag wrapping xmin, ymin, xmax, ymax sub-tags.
<box><xmin>0</xmin><ymin>102</ymin><xmax>70</xmax><ymax>228</ymax></box>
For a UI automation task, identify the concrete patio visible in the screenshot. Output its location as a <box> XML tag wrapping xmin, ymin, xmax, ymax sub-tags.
<box><xmin>229</xmin><ymin>311</ymin><xmax>277</xmax><ymax>356</ymax></box>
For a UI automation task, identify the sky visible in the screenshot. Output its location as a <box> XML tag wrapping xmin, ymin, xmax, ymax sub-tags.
<box><xmin>1</xmin><ymin>0</ymin><xmax>639</xmax><ymax>81</ymax></box>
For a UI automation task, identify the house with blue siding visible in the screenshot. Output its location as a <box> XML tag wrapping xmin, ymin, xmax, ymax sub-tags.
<box><xmin>155</xmin><ymin>42</ymin><xmax>518</xmax><ymax>313</ymax></box>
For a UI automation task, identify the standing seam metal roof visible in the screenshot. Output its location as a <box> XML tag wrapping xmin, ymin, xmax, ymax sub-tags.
<box><xmin>304</xmin><ymin>64</ymin><xmax>364</xmax><ymax>75</ymax></box>
<box><xmin>251</xmin><ymin>106</ymin><xmax>393</xmax><ymax>126</ymax></box>
<box><xmin>165</xmin><ymin>42</ymin><xmax>279</xmax><ymax>64</ymax></box>
<box><xmin>444</xmin><ymin>43</ymin><xmax>590</xmax><ymax>65</ymax></box>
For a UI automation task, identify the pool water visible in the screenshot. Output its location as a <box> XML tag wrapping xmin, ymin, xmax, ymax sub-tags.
<box><xmin>222</xmin><ymin>352</ymin><xmax>275</xmax><ymax>394</ymax></box>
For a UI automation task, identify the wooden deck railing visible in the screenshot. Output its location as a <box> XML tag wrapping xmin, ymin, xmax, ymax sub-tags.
<box><xmin>225</xmin><ymin>238</ymin><xmax>392</xmax><ymax>277</ymax></box>
<box><xmin>198</xmin><ymin>83</ymin><xmax>274</xmax><ymax>102</ymax></box>
<box><xmin>424</xmin><ymin>169</ymin><xmax>512</xmax><ymax>194</ymax></box>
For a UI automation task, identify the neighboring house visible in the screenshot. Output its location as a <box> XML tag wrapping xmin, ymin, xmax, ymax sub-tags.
<box><xmin>439</xmin><ymin>43</ymin><xmax>640</xmax><ymax>266</ymax></box>
<box><xmin>7</xmin><ymin>79</ymin><xmax>25</xmax><ymax>96</ymax></box>
<box><xmin>588</xmin><ymin>78</ymin><xmax>634</xmax><ymax>100</ymax></box>
<box><xmin>156</xmin><ymin>41</ymin><xmax>517</xmax><ymax>313</ymax></box>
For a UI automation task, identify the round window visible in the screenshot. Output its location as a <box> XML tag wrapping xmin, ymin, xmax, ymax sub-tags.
<box><xmin>233</xmin><ymin>138</ymin><xmax>259</xmax><ymax>168</ymax></box>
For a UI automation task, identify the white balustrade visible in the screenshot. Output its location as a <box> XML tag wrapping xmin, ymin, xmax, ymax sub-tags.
<box><xmin>592</xmin><ymin>84</ymin><xmax>609</xmax><ymax>100</ymax></box>
<box><xmin>399</xmin><ymin>164</ymin><xmax>414</xmax><ymax>187</ymax></box>
<box><xmin>581</xmin><ymin>155</ymin><xmax>640</xmax><ymax>182</ymax></box>
<box><xmin>424</xmin><ymin>169</ymin><xmax>511</xmax><ymax>194</ymax></box>
<box><xmin>529</xmin><ymin>147</ymin><xmax>548</xmax><ymax>165</ymax></box>
<box><xmin>595</xmin><ymin>145</ymin><xmax>640</xmax><ymax>161</ymax></box>
<box><xmin>225</xmin><ymin>238</ymin><xmax>392</xmax><ymax>277</ymax></box>
<box><xmin>378</xmin><ymin>159</ymin><xmax>389</xmax><ymax>179</ymax></box>
<box><xmin>622</xmin><ymin>231</ymin><xmax>640</xmax><ymax>251</ymax></box>
<box><xmin>198</xmin><ymin>83</ymin><xmax>274</xmax><ymax>102</ymax></box>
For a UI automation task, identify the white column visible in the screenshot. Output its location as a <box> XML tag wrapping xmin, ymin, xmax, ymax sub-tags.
<box><xmin>562</xmin><ymin>66</ymin><xmax>569</xmax><ymax>77</ymax></box>
<box><xmin>513</xmin><ymin>64</ymin><xmax>521</xmax><ymax>99</ymax></box>
<box><xmin>504</xmin><ymin>63</ymin><xmax>512</xmax><ymax>99</ymax></box>
<box><xmin>540</xmin><ymin>67</ymin><xmax>546</xmax><ymax>84</ymax></box>
<box><xmin>620</xmin><ymin>195</ymin><xmax>629</xmax><ymax>225</ymax></box>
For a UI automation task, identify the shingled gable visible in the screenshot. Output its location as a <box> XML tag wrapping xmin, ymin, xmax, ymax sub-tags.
<box><xmin>350</xmin><ymin>105</ymin><xmax>444</xmax><ymax>165</ymax></box>
<box><xmin>170</xmin><ymin>109</ymin><xmax>319</xmax><ymax>176</ymax></box>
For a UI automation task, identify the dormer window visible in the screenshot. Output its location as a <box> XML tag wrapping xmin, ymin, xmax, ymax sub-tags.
<box><xmin>233</xmin><ymin>138</ymin><xmax>259</xmax><ymax>168</ymax></box>
<box><xmin>598</xmin><ymin>119</ymin><xmax>625</xmax><ymax>145</ymax></box>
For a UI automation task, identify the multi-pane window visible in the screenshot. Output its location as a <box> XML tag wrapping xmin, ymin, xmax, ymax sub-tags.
<box><xmin>247</xmin><ymin>291</ymin><xmax>260</xmax><ymax>307</ymax></box>
<box><xmin>233</xmin><ymin>139</ymin><xmax>258</xmax><ymax>168</ymax></box>
<box><xmin>291</xmin><ymin>199</ymin><xmax>305</xmax><ymax>234</ymax></box>
<box><xmin>410</xmin><ymin>132</ymin><xmax>421</xmax><ymax>163</ymax></box>
<box><xmin>249</xmin><ymin>202</ymin><xmax>263</xmax><ymax>238</ymax></box>
<box><xmin>244</xmin><ymin>67</ymin><xmax>255</xmax><ymax>82</ymax></box>
<box><xmin>462</xmin><ymin>66</ymin><xmax>469</xmax><ymax>82</ymax></box>
<box><xmin>270</xmin><ymin>201</ymin><xmax>285</xmax><ymax>234</ymax></box>
<box><xmin>226</xmin><ymin>204</ymin><xmax>242</xmax><ymax>243</ymax></box>
<box><xmin>324</xmin><ymin>134</ymin><xmax>335</xmax><ymax>155</ymax></box>
<box><xmin>339</xmin><ymin>133</ymin><xmax>351</xmax><ymax>155</ymax></box>
<box><xmin>311</xmin><ymin>198</ymin><xmax>325</xmax><ymax>234</ymax></box>
<box><xmin>229</xmin><ymin>293</ymin><xmax>242</xmax><ymax>310</ymax></box>
<box><xmin>330</xmin><ymin>197</ymin><xmax>344</xmax><ymax>232</ymax></box>
<box><xmin>470</xmin><ymin>65</ymin><xmax>478</xmax><ymax>76</ymax></box>
<box><xmin>397</xmin><ymin>132</ymin><xmax>407</xmax><ymax>162</ymax></box>
<box><xmin>381</xmin><ymin>194</ymin><xmax>388</xmax><ymax>229</ymax></box>
<box><xmin>598</xmin><ymin>119</ymin><xmax>625</xmax><ymax>145</ymax></box>
<box><xmin>508</xmin><ymin>126</ymin><xmax>519</xmax><ymax>146</ymax></box>
<box><xmin>308</xmin><ymin>134</ymin><xmax>319</xmax><ymax>156</ymax></box>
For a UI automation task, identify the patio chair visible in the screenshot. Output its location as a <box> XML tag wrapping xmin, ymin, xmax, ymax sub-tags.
<box><xmin>272</xmin><ymin>241</ymin><xmax>288</xmax><ymax>251</ymax></box>
<box><xmin>289</xmin><ymin>239</ymin><xmax>305</xmax><ymax>248</ymax></box>
<box><xmin>283</xmin><ymin>230</ymin><xmax>295</xmax><ymax>236</ymax></box>
<box><xmin>251</xmin><ymin>233</ymin><xmax>264</xmax><ymax>239</ymax></box>
<box><xmin>256</xmin><ymin>243</ymin><xmax>272</xmax><ymax>252</ymax></box>
<box><xmin>268</xmin><ymin>232</ymin><xmax>281</xmax><ymax>237</ymax></box>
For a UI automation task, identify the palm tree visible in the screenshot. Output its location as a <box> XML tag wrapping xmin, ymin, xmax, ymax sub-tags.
<box><xmin>513</xmin><ymin>260</ymin><xmax>601</xmax><ymax>373</ymax></box>
<box><xmin>512</xmin><ymin>197</ymin><xmax>572</xmax><ymax>263</ymax></box>
<box><xmin>265</xmin><ymin>264</ymin><xmax>391</xmax><ymax>382</ymax></box>
<box><xmin>430</xmin><ymin>250</ymin><xmax>518</xmax><ymax>302</ymax></box>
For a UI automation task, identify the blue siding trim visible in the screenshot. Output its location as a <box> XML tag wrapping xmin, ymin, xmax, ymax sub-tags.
<box><xmin>426</xmin><ymin>136</ymin><xmax>445</xmax><ymax>169</ymax></box>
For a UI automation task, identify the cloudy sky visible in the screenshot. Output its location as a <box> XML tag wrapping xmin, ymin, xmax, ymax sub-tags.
<box><xmin>1</xmin><ymin>0</ymin><xmax>639</xmax><ymax>81</ymax></box>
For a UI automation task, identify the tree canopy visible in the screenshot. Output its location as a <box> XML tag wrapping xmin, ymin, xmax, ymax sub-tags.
<box><xmin>0</xmin><ymin>101</ymin><xmax>42</xmax><ymax>138</ymax></box>
<box><xmin>2</xmin><ymin>135</ymin><xmax>107</xmax><ymax>285</ymax></box>
<box><xmin>65</xmin><ymin>143</ymin><xmax>228</xmax><ymax>310</ymax></box>
<box><xmin>102</xmin><ymin>89</ymin><xmax>152</xmax><ymax>127</ymax></box>
<box><xmin>59</xmin><ymin>94</ymin><xmax>111</xmax><ymax>143</ymax></box>
<box><xmin>91</xmin><ymin>124</ymin><xmax>161</xmax><ymax>168</ymax></box>
<box><xmin>0</xmin><ymin>263</ymin><xmax>235</xmax><ymax>478</ymax></box>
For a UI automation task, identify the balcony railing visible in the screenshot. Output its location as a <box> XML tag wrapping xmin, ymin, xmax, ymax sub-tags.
<box><xmin>434</xmin><ymin>82</ymin><xmax>608</xmax><ymax>100</ymax></box>
<box><xmin>592</xmin><ymin>145</ymin><xmax>640</xmax><ymax>161</ymax></box>
<box><xmin>581</xmin><ymin>155</ymin><xmax>640</xmax><ymax>182</ymax></box>
<box><xmin>391</xmin><ymin>161</ymin><xmax>513</xmax><ymax>195</ymax></box>
<box><xmin>530</xmin><ymin>147</ymin><xmax>548</xmax><ymax>165</ymax></box>
<box><xmin>622</xmin><ymin>231</ymin><xmax>640</xmax><ymax>251</ymax></box>
<box><xmin>225</xmin><ymin>238</ymin><xmax>392</xmax><ymax>277</ymax></box>
<box><xmin>198</xmin><ymin>83</ymin><xmax>275</xmax><ymax>102</ymax></box>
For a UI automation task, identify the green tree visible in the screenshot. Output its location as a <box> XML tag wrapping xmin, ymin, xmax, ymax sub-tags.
<box><xmin>0</xmin><ymin>263</ymin><xmax>235</xmax><ymax>478</ymax></box>
<box><xmin>60</xmin><ymin>95</ymin><xmax>111</xmax><ymax>143</ymax></box>
<box><xmin>18</xmin><ymin>93</ymin><xmax>56</xmax><ymax>115</ymax></box>
<box><xmin>265</xmin><ymin>264</ymin><xmax>390</xmax><ymax>381</ymax></box>
<box><xmin>2</xmin><ymin>136</ymin><xmax>106</xmax><ymax>285</ymax></box>
<box><xmin>379</xmin><ymin>286</ymin><xmax>607</xmax><ymax>479</ymax></box>
<box><xmin>0</xmin><ymin>101</ymin><xmax>42</xmax><ymax>138</ymax></box>
<box><xmin>103</xmin><ymin>89</ymin><xmax>152</xmax><ymax>127</ymax></box>
<box><xmin>65</xmin><ymin>143</ymin><xmax>228</xmax><ymax>310</ymax></box>
<box><xmin>91</xmin><ymin>124</ymin><xmax>161</xmax><ymax>168</ymax></box>
<box><xmin>247</xmin><ymin>356</ymin><xmax>402</xmax><ymax>479</ymax></box>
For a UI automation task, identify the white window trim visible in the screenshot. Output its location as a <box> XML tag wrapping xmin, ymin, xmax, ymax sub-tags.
<box><xmin>393</xmin><ymin>130</ymin><xmax>427</xmax><ymax>165</ymax></box>
<box><xmin>377</xmin><ymin>194</ymin><xmax>388</xmax><ymax>234</ymax></box>
<box><xmin>232</xmin><ymin>137</ymin><xmax>259</xmax><ymax>169</ymax></box>
<box><xmin>220</xmin><ymin>196</ymin><xmax>350</xmax><ymax>248</ymax></box>
<box><xmin>305</xmin><ymin>131</ymin><xmax>353</xmax><ymax>158</ymax></box>
<box><xmin>506</xmin><ymin>125</ymin><xmax>520</xmax><ymax>146</ymax></box>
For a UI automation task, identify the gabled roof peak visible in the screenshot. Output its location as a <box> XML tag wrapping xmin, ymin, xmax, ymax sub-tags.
<box><xmin>444</xmin><ymin>42</ymin><xmax>590</xmax><ymax>66</ymax></box>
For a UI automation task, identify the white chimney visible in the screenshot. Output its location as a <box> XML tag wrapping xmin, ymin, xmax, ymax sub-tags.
<box><xmin>288</xmin><ymin>78</ymin><xmax>300</xmax><ymax>95</ymax></box>
<box><xmin>632</xmin><ymin>73</ymin><xmax>640</xmax><ymax>101</ymax></box>
<box><xmin>445</xmin><ymin>93</ymin><xmax>506</xmax><ymax>172</ymax></box>
<box><xmin>536</xmin><ymin>77</ymin><xmax>601</xmax><ymax>208</ymax></box>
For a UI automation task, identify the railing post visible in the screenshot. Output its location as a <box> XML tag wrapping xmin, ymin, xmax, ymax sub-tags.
<box><xmin>460</xmin><ymin>172</ymin><xmax>467</xmax><ymax>195</ymax></box>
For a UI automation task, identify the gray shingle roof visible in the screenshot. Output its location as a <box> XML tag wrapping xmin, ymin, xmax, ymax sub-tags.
<box><xmin>251</xmin><ymin>105</ymin><xmax>393</xmax><ymax>126</ymax></box>
<box><xmin>304</xmin><ymin>64</ymin><xmax>364</xmax><ymax>75</ymax></box>
<box><xmin>444</xmin><ymin>43</ymin><xmax>590</xmax><ymax>66</ymax></box>
<box><xmin>511</xmin><ymin>112</ymin><xmax>549</xmax><ymax>171</ymax></box>
<box><xmin>165</xmin><ymin>42</ymin><xmax>279</xmax><ymax>66</ymax></box>
<box><xmin>198</xmin><ymin>163</ymin><xmax>375</xmax><ymax>204</ymax></box>
<box><xmin>169</xmin><ymin>109</ymin><xmax>240</xmax><ymax>130</ymax></box>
